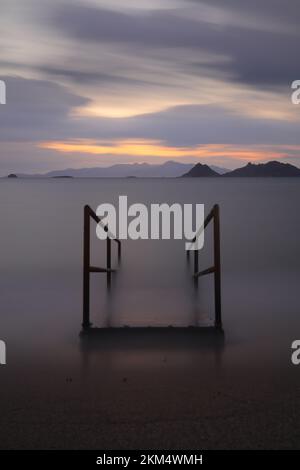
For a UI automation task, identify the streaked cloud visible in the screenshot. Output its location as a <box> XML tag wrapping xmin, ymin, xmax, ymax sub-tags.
<box><xmin>40</xmin><ymin>139</ymin><xmax>299</xmax><ymax>164</ymax></box>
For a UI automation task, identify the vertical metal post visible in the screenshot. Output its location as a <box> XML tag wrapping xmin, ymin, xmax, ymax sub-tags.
<box><xmin>213</xmin><ymin>205</ymin><xmax>222</xmax><ymax>329</ymax></box>
<box><xmin>83</xmin><ymin>206</ymin><xmax>91</xmax><ymax>328</ymax></box>
<box><xmin>118</xmin><ymin>241</ymin><xmax>121</xmax><ymax>264</ymax></box>
<box><xmin>194</xmin><ymin>248</ymin><xmax>198</xmax><ymax>276</ymax></box>
<box><xmin>193</xmin><ymin>247</ymin><xmax>198</xmax><ymax>287</ymax></box>
<box><xmin>107</xmin><ymin>235</ymin><xmax>111</xmax><ymax>289</ymax></box>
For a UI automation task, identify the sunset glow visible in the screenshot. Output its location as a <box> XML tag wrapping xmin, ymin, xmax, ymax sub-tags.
<box><xmin>39</xmin><ymin>140</ymin><xmax>296</xmax><ymax>163</ymax></box>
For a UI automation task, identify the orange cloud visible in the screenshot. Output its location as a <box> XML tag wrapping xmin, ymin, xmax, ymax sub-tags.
<box><xmin>39</xmin><ymin>139</ymin><xmax>298</xmax><ymax>162</ymax></box>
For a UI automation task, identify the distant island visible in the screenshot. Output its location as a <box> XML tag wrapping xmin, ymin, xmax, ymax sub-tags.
<box><xmin>7</xmin><ymin>173</ymin><xmax>18</xmax><ymax>178</ymax></box>
<box><xmin>182</xmin><ymin>161</ymin><xmax>300</xmax><ymax>178</ymax></box>
<box><xmin>51</xmin><ymin>175</ymin><xmax>74</xmax><ymax>179</ymax></box>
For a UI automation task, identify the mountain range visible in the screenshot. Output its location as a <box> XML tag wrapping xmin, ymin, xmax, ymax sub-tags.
<box><xmin>14</xmin><ymin>161</ymin><xmax>228</xmax><ymax>178</ymax></box>
<box><xmin>8</xmin><ymin>160</ymin><xmax>300</xmax><ymax>179</ymax></box>
<box><xmin>223</xmin><ymin>161</ymin><xmax>300</xmax><ymax>177</ymax></box>
<box><xmin>182</xmin><ymin>161</ymin><xmax>300</xmax><ymax>177</ymax></box>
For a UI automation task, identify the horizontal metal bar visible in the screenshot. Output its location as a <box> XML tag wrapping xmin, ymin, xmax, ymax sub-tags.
<box><xmin>89</xmin><ymin>266</ymin><xmax>115</xmax><ymax>273</ymax></box>
<box><xmin>194</xmin><ymin>266</ymin><xmax>215</xmax><ymax>278</ymax></box>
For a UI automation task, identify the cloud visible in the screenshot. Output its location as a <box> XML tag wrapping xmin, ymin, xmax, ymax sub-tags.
<box><xmin>50</xmin><ymin>2</ymin><xmax>300</xmax><ymax>89</ymax></box>
<box><xmin>52</xmin><ymin>5</ymin><xmax>203</xmax><ymax>47</ymax></box>
<box><xmin>1</xmin><ymin>76</ymin><xmax>300</xmax><ymax>146</ymax></box>
<box><xmin>40</xmin><ymin>138</ymin><xmax>300</xmax><ymax>165</ymax></box>
<box><xmin>34</xmin><ymin>65</ymin><xmax>163</xmax><ymax>87</ymax></box>
<box><xmin>0</xmin><ymin>76</ymin><xmax>88</xmax><ymax>142</ymax></box>
<box><xmin>196</xmin><ymin>0</ymin><xmax>300</xmax><ymax>31</ymax></box>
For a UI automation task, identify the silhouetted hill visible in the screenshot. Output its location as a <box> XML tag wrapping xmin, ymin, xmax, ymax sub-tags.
<box><xmin>182</xmin><ymin>163</ymin><xmax>219</xmax><ymax>177</ymax></box>
<box><xmin>225</xmin><ymin>161</ymin><xmax>300</xmax><ymax>177</ymax></box>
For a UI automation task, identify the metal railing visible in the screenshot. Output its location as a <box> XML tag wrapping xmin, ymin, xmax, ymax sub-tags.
<box><xmin>83</xmin><ymin>205</ymin><xmax>121</xmax><ymax>329</ymax></box>
<box><xmin>187</xmin><ymin>204</ymin><xmax>222</xmax><ymax>329</ymax></box>
<box><xmin>82</xmin><ymin>203</ymin><xmax>221</xmax><ymax>330</ymax></box>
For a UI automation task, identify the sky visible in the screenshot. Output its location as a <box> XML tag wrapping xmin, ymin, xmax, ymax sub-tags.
<box><xmin>0</xmin><ymin>0</ymin><xmax>300</xmax><ymax>175</ymax></box>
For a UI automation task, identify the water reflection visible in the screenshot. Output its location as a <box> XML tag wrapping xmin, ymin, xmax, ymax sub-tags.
<box><xmin>79</xmin><ymin>327</ymin><xmax>225</xmax><ymax>377</ymax></box>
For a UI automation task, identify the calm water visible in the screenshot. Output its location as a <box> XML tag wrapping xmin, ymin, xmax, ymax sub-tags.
<box><xmin>0</xmin><ymin>178</ymin><xmax>300</xmax><ymax>398</ymax></box>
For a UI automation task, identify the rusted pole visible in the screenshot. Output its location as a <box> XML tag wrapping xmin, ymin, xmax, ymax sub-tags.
<box><xmin>194</xmin><ymin>248</ymin><xmax>199</xmax><ymax>287</ymax></box>
<box><xmin>213</xmin><ymin>205</ymin><xmax>222</xmax><ymax>329</ymax></box>
<box><xmin>107</xmin><ymin>235</ymin><xmax>112</xmax><ymax>289</ymax></box>
<box><xmin>194</xmin><ymin>248</ymin><xmax>199</xmax><ymax>274</ymax></box>
<box><xmin>117</xmin><ymin>240</ymin><xmax>121</xmax><ymax>263</ymax></box>
<box><xmin>83</xmin><ymin>205</ymin><xmax>91</xmax><ymax>329</ymax></box>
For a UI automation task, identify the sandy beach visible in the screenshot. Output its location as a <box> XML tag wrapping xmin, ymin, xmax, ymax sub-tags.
<box><xmin>1</xmin><ymin>330</ymin><xmax>300</xmax><ymax>449</ymax></box>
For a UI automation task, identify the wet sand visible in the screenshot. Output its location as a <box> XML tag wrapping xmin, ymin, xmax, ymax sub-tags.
<box><xmin>1</xmin><ymin>327</ymin><xmax>300</xmax><ymax>449</ymax></box>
